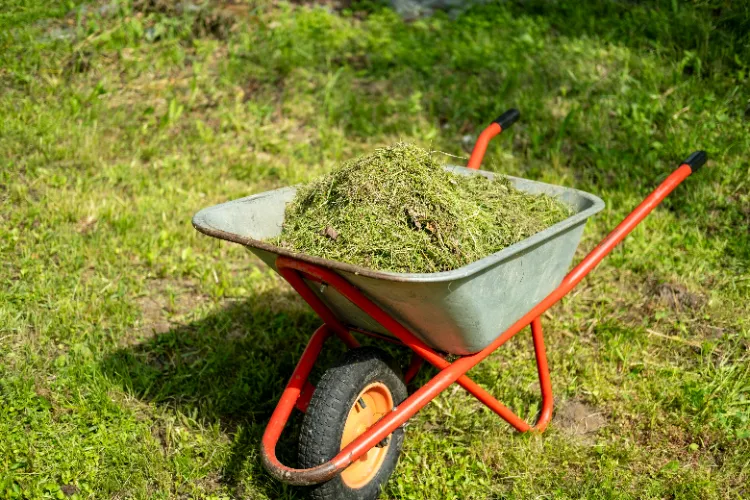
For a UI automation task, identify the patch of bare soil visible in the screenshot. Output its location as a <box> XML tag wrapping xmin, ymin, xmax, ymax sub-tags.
<box><xmin>644</xmin><ymin>279</ymin><xmax>705</xmax><ymax>313</ymax></box>
<box><xmin>554</xmin><ymin>399</ymin><xmax>606</xmax><ymax>445</ymax></box>
<box><xmin>293</xmin><ymin>0</ymin><xmax>352</xmax><ymax>10</ymax></box>
<box><xmin>60</xmin><ymin>484</ymin><xmax>79</xmax><ymax>497</ymax></box>
<box><xmin>134</xmin><ymin>278</ymin><xmax>207</xmax><ymax>341</ymax></box>
<box><xmin>195</xmin><ymin>472</ymin><xmax>221</xmax><ymax>494</ymax></box>
<box><xmin>132</xmin><ymin>0</ymin><xmax>250</xmax><ymax>39</ymax></box>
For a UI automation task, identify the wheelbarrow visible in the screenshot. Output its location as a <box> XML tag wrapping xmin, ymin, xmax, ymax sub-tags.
<box><xmin>193</xmin><ymin>109</ymin><xmax>707</xmax><ymax>499</ymax></box>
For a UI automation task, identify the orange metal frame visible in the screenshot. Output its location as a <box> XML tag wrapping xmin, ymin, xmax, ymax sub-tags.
<box><xmin>259</xmin><ymin>112</ymin><xmax>705</xmax><ymax>486</ymax></box>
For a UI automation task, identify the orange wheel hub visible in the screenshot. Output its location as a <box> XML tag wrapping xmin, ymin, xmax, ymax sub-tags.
<box><xmin>340</xmin><ymin>382</ymin><xmax>393</xmax><ymax>489</ymax></box>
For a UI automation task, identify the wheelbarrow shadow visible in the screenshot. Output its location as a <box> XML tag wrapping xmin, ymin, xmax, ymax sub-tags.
<box><xmin>100</xmin><ymin>286</ymin><xmax>354</xmax><ymax>498</ymax></box>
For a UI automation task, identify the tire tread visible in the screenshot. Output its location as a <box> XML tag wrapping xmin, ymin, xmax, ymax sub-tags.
<box><xmin>298</xmin><ymin>347</ymin><xmax>406</xmax><ymax>500</ymax></box>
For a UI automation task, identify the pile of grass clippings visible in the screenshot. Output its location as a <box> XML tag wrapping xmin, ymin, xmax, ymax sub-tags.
<box><xmin>270</xmin><ymin>143</ymin><xmax>572</xmax><ymax>273</ymax></box>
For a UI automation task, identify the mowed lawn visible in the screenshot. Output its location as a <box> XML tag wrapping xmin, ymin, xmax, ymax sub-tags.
<box><xmin>1</xmin><ymin>0</ymin><xmax>748</xmax><ymax>498</ymax></box>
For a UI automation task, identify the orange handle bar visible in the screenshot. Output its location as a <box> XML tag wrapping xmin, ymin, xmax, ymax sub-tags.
<box><xmin>466</xmin><ymin>108</ymin><xmax>520</xmax><ymax>170</ymax></box>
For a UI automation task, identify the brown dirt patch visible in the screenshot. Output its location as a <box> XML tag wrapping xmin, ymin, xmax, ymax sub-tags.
<box><xmin>196</xmin><ymin>471</ymin><xmax>221</xmax><ymax>493</ymax></box>
<box><xmin>151</xmin><ymin>423</ymin><xmax>170</xmax><ymax>452</ymax></box>
<box><xmin>134</xmin><ymin>278</ymin><xmax>207</xmax><ymax>341</ymax></box>
<box><xmin>34</xmin><ymin>377</ymin><xmax>70</xmax><ymax>419</ymax></box>
<box><xmin>132</xmin><ymin>0</ymin><xmax>250</xmax><ymax>40</ymax></box>
<box><xmin>289</xmin><ymin>0</ymin><xmax>353</xmax><ymax>11</ymax></box>
<box><xmin>138</xmin><ymin>295</ymin><xmax>172</xmax><ymax>336</ymax></box>
<box><xmin>645</xmin><ymin>280</ymin><xmax>705</xmax><ymax>313</ymax></box>
<box><xmin>76</xmin><ymin>214</ymin><xmax>98</xmax><ymax>234</ymax></box>
<box><xmin>626</xmin><ymin>419</ymin><xmax>727</xmax><ymax>472</ymax></box>
<box><xmin>554</xmin><ymin>399</ymin><xmax>606</xmax><ymax>445</ymax></box>
<box><xmin>60</xmin><ymin>484</ymin><xmax>79</xmax><ymax>497</ymax></box>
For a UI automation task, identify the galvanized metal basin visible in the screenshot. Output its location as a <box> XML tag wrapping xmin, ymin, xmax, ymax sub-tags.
<box><xmin>193</xmin><ymin>166</ymin><xmax>605</xmax><ymax>354</ymax></box>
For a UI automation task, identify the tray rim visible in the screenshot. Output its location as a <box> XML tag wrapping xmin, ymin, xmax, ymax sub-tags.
<box><xmin>192</xmin><ymin>167</ymin><xmax>605</xmax><ymax>283</ymax></box>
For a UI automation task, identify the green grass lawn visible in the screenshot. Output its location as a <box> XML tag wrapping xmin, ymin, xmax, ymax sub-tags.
<box><xmin>1</xmin><ymin>0</ymin><xmax>749</xmax><ymax>498</ymax></box>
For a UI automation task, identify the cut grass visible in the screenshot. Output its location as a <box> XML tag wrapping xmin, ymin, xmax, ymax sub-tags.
<box><xmin>1</xmin><ymin>0</ymin><xmax>748</xmax><ymax>498</ymax></box>
<box><xmin>272</xmin><ymin>142</ymin><xmax>571</xmax><ymax>273</ymax></box>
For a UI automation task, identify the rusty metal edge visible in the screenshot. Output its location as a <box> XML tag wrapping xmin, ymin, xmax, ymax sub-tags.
<box><xmin>259</xmin><ymin>443</ymin><xmax>343</xmax><ymax>486</ymax></box>
<box><xmin>192</xmin><ymin>222</ymin><xmax>419</xmax><ymax>282</ymax></box>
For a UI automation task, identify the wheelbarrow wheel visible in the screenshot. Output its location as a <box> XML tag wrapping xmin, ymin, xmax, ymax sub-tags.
<box><xmin>299</xmin><ymin>347</ymin><xmax>407</xmax><ymax>500</ymax></box>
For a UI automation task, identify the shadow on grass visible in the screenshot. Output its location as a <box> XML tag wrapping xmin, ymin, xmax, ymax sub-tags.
<box><xmin>101</xmin><ymin>279</ymin><xmax>425</xmax><ymax>496</ymax></box>
<box><xmin>100</xmin><ymin>286</ymin><xmax>352</xmax><ymax>497</ymax></box>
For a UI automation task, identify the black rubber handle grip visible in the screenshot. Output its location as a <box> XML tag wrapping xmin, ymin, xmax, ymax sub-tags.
<box><xmin>493</xmin><ymin>108</ymin><xmax>520</xmax><ymax>130</ymax></box>
<box><xmin>684</xmin><ymin>151</ymin><xmax>707</xmax><ymax>172</ymax></box>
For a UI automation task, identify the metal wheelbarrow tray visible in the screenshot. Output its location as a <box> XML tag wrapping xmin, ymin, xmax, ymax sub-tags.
<box><xmin>193</xmin><ymin>109</ymin><xmax>707</xmax><ymax>497</ymax></box>
<box><xmin>193</xmin><ymin>168</ymin><xmax>604</xmax><ymax>355</ymax></box>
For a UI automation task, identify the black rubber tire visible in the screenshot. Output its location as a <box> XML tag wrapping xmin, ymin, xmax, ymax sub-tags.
<box><xmin>298</xmin><ymin>347</ymin><xmax>407</xmax><ymax>500</ymax></box>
